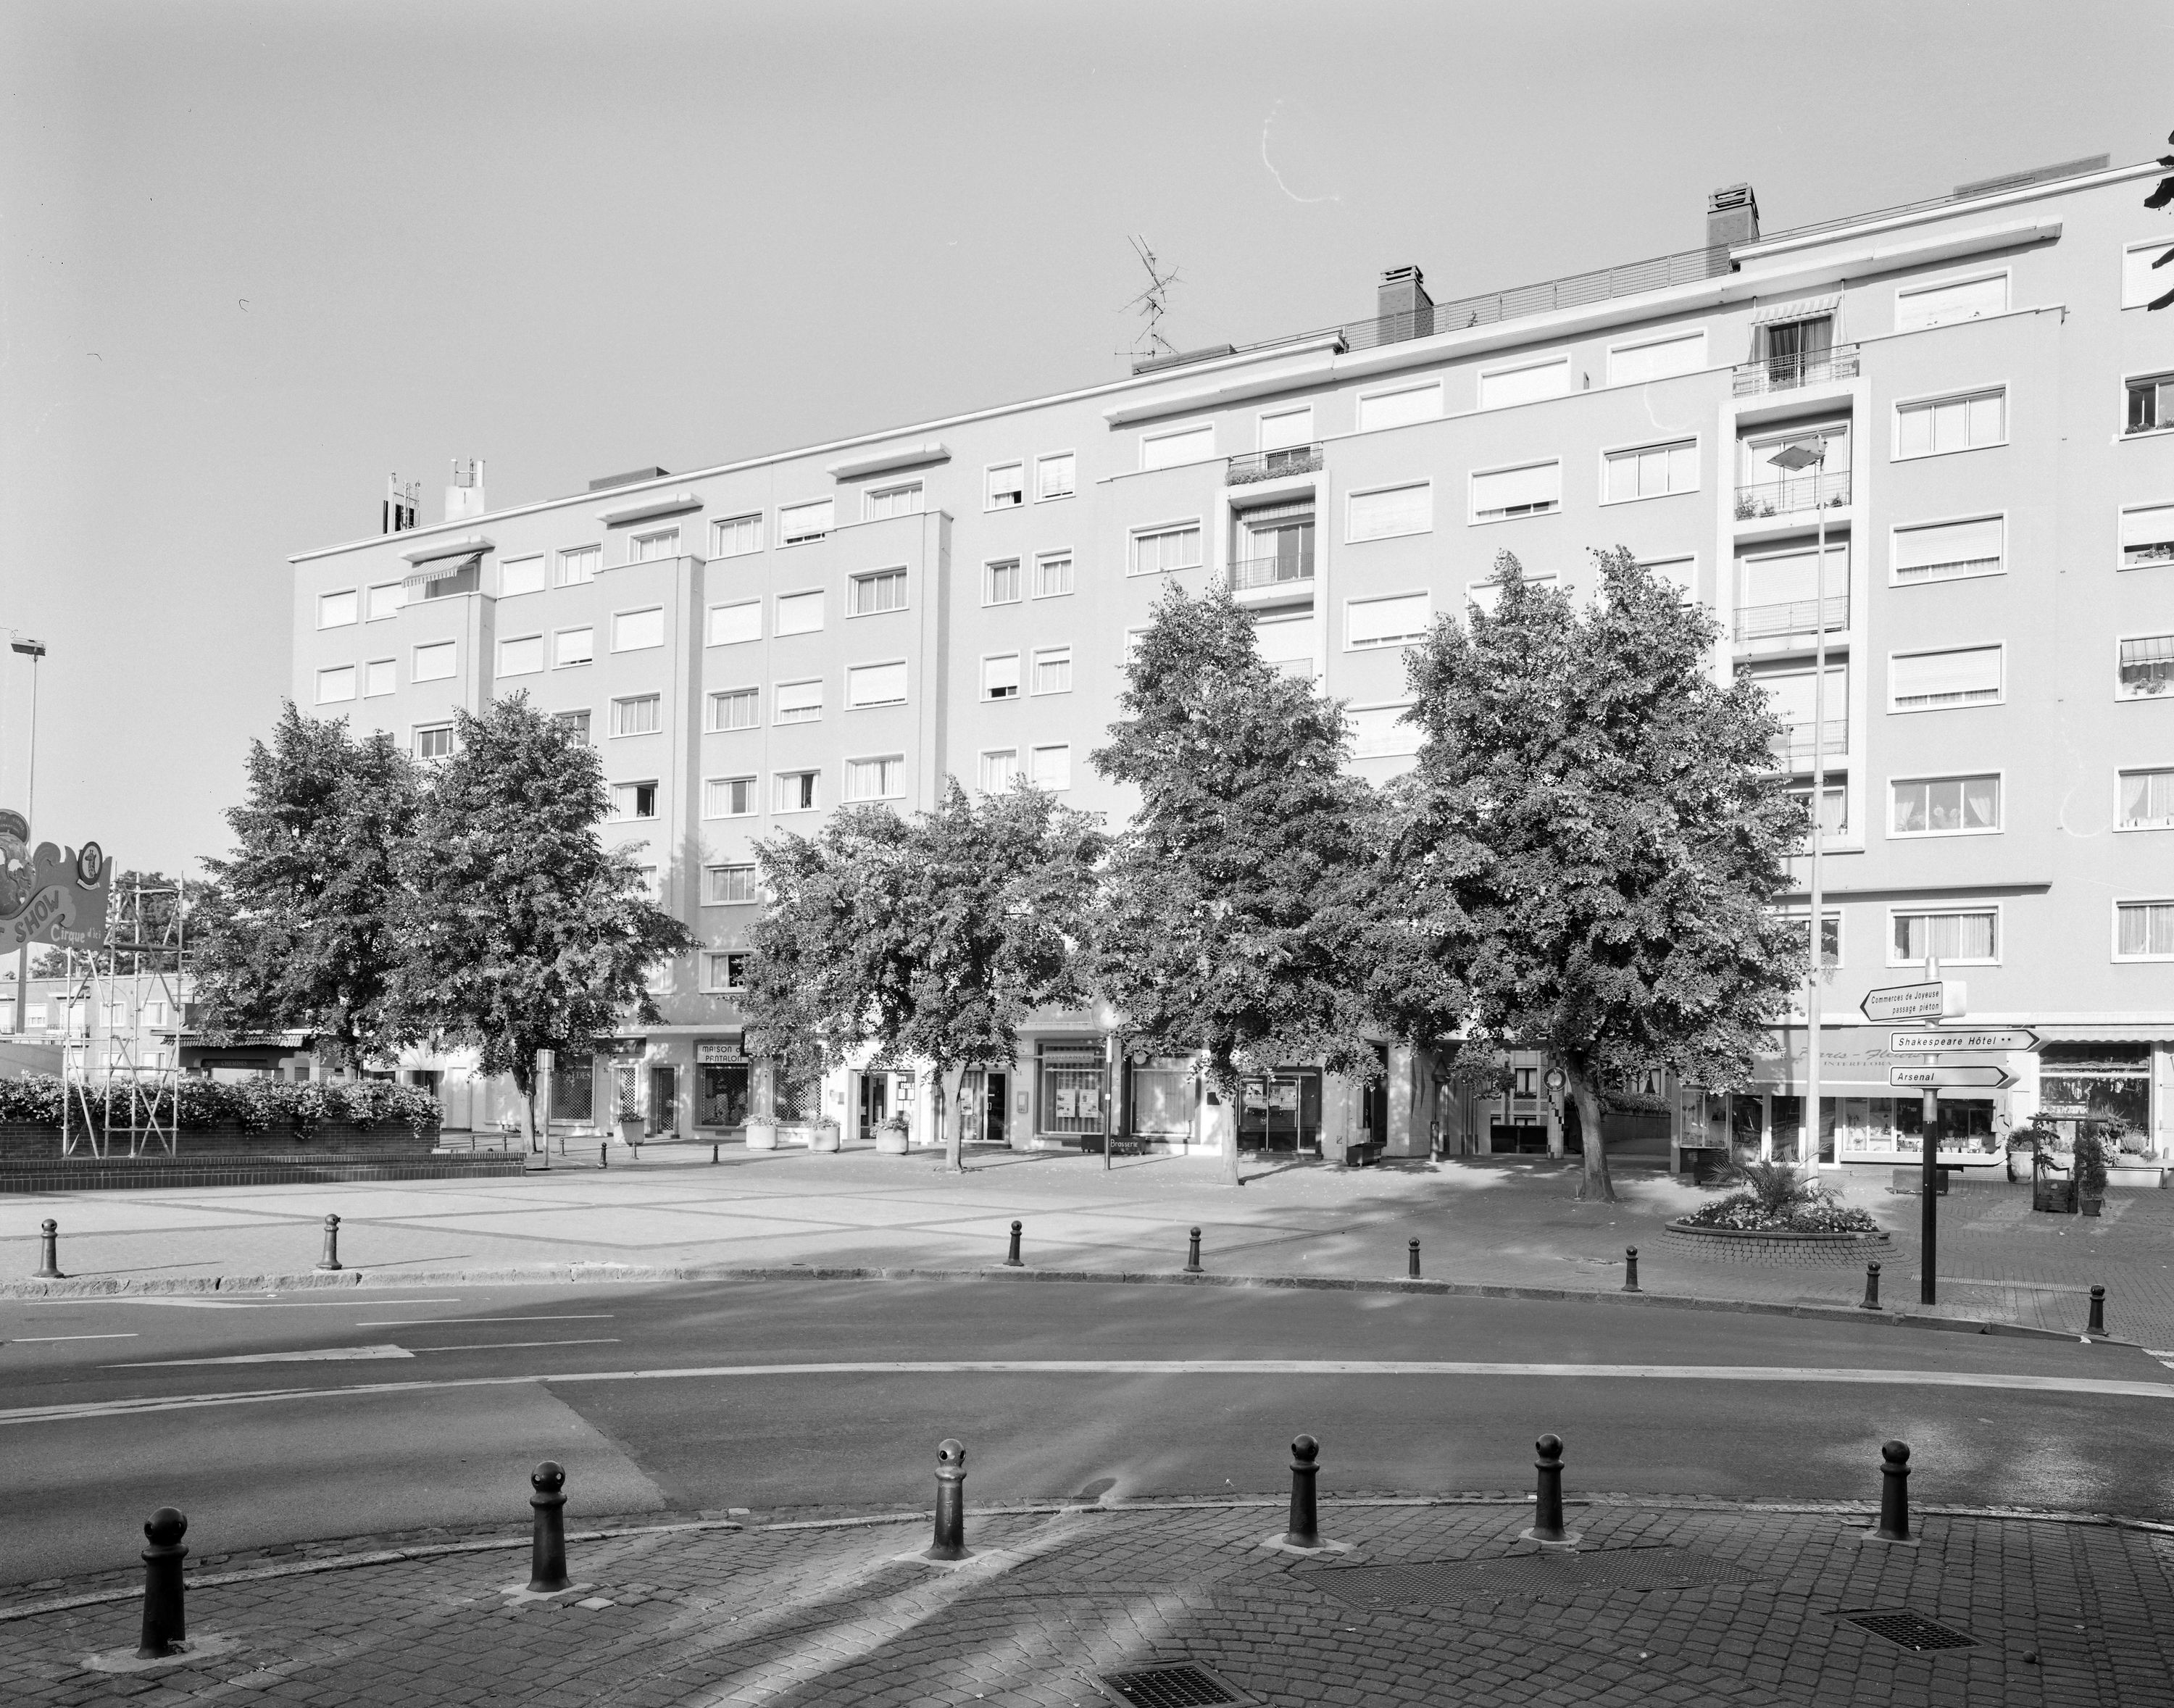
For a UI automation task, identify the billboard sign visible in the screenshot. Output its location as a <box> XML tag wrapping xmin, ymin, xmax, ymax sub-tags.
<box><xmin>0</xmin><ymin>813</ymin><xmax>111</xmax><ymax>953</ymax></box>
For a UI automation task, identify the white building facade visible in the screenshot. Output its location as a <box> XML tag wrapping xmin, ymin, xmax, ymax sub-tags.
<box><xmin>288</xmin><ymin>154</ymin><xmax>2174</xmax><ymax>1173</ymax></box>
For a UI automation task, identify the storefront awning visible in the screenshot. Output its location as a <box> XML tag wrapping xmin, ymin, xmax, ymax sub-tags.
<box><xmin>2033</xmin><ymin>1023</ymin><xmax>2174</xmax><ymax>1043</ymax></box>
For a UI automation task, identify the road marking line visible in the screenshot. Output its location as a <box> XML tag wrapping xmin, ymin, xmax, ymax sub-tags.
<box><xmin>109</xmin><ymin>1344</ymin><xmax>415</xmax><ymax>1368</ymax></box>
<box><xmin>55</xmin><ymin>1298</ymin><xmax>462</xmax><ymax>1311</ymax></box>
<box><xmin>9</xmin><ymin>1358</ymin><xmax>2173</xmax><ymax>1427</ymax></box>
<box><xmin>7</xmin><ymin>1333</ymin><xmax>139</xmax><ymax>1344</ymax></box>
<box><xmin>410</xmin><ymin>1338</ymin><xmax>622</xmax><ymax>1352</ymax></box>
<box><xmin>352</xmin><ymin>1315</ymin><xmax>614</xmax><ymax>1327</ymax></box>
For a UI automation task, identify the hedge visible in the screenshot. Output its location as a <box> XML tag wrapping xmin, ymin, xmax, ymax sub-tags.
<box><xmin>0</xmin><ymin>1074</ymin><xmax>440</xmax><ymax>1136</ymax></box>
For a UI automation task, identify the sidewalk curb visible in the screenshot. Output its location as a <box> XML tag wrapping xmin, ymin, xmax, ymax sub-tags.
<box><xmin>0</xmin><ymin>1261</ymin><xmax>2123</xmax><ymax>1345</ymax></box>
<box><xmin>6</xmin><ymin>1491</ymin><xmax>2170</xmax><ymax>1626</ymax></box>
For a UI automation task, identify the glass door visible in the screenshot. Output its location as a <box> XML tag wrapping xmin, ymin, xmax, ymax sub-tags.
<box><xmin>1764</xmin><ymin>315</ymin><xmax>1833</xmax><ymax>388</ymax></box>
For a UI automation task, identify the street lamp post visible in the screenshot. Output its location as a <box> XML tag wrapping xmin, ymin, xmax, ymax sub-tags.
<box><xmin>9</xmin><ymin>636</ymin><xmax>45</xmax><ymax>1038</ymax></box>
<box><xmin>1765</xmin><ymin>444</ymin><xmax>1831</xmax><ymax>1176</ymax></box>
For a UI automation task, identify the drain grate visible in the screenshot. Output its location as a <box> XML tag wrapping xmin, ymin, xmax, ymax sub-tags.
<box><xmin>1096</xmin><ymin>1660</ymin><xmax>1253</xmax><ymax>1706</ymax></box>
<box><xmin>1844</xmin><ymin>1610</ymin><xmax>1978</xmax><ymax>1652</ymax></box>
<box><xmin>1306</xmin><ymin>1547</ymin><xmax>1768</xmax><ymax>1609</ymax></box>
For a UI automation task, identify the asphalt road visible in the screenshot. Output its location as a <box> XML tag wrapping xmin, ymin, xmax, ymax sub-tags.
<box><xmin>4</xmin><ymin>1278</ymin><xmax>2169</xmax><ymax>1586</ymax></box>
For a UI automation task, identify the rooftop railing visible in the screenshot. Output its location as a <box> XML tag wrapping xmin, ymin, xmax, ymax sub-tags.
<box><xmin>1733</xmin><ymin>470</ymin><xmax>1852</xmax><ymax>520</ymax></box>
<box><xmin>1227</xmin><ymin>445</ymin><xmax>1324</xmax><ymax>484</ymax></box>
<box><xmin>1732</xmin><ymin>345</ymin><xmax>1861</xmax><ymax>396</ymax></box>
<box><xmin>1230</xmin><ymin>551</ymin><xmax>1315</xmax><ymax>591</ymax></box>
<box><xmin>1339</xmin><ymin>246</ymin><xmax>1735</xmax><ymax>349</ymax></box>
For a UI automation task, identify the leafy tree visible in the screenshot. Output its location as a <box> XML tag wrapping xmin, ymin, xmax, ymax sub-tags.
<box><xmin>743</xmin><ymin>780</ymin><xmax>1104</xmax><ymax>1171</ymax></box>
<box><xmin>388</xmin><ymin>693</ymin><xmax>694</xmax><ymax>1147</ymax></box>
<box><xmin>1380</xmin><ymin>549</ymin><xmax>1804</xmax><ymax>1202</ymax></box>
<box><xmin>192</xmin><ymin>705</ymin><xmax>420</xmax><ymax>1067</ymax></box>
<box><xmin>1091</xmin><ymin>581</ymin><xmax>1381</xmax><ymax>1187</ymax></box>
<box><xmin>2144</xmin><ymin>128</ymin><xmax>2174</xmax><ymax>311</ymax></box>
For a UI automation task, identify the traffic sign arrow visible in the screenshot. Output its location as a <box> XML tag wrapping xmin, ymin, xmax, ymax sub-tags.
<box><xmin>1889</xmin><ymin>1026</ymin><xmax>2040</xmax><ymax>1054</ymax></box>
<box><xmin>1891</xmin><ymin>1064</ymin><xmax>2015</xmax><ymax>1091</ymax></box>
<box><xmin>1860</xmin><ymin>980</ymin><xmax>1967</xmax><ymax>1023</ymax></box>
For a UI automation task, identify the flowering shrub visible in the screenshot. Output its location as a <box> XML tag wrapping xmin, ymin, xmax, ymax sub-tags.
<box><xmin>0</xmin><ymin>1073</ymin><xmax>438</xmax><ymax>1136</ymax></box>
<box><xmin>1683</xmin><ymin>1194</ymin><xmax>1879</xmax><ymax>1233</ymax></box>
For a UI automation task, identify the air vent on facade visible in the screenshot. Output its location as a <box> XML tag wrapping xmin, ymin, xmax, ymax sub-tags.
<box><xmin>1096</xmin><ymin>1661</ymin><xmax>1252</xmax><ymax>1707</ymax></box>
<box><xmin>1954</xmin><ymin>154</ymin><xmax>2109</xmax><ymax>199</ymax></box>
<box><xmin>1842</xmin><ymin>1610</ymin><xmax>1978</xmax><ymax>1652</ymax></box>
<box><xmin>588</xmin><ymin>467</ymin><xmax>672</xmax><ymax>492</ymax></box>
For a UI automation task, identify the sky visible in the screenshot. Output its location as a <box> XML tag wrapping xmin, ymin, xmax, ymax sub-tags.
<box><xmin>2</xmin><ymin>0</ymin><xmax>2169</xmax><ymax>877</ymax></box>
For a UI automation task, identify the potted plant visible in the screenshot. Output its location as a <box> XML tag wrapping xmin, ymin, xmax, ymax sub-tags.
<box><xmin>2007</xmin><ymin>1125</ymin><xmax>2045</xmax><ymax>1185</ymax></box>
<box><xmin>807</xmin><ymin>1115</ymin><xmax>841</xmax><ymax>1153</ymax></box>
<box><xmin>874</xmin><ymin>1113</ymin><xmax>910</xmax><ymax>1156</ymax></box>
<box><xmin>2074</xmin><ymin>1122</ymin><xmax>2112</xmax><ymax>1217</ymax></box>
<box><xmin>744</xmin><ymin>1114</ymin><xmax>778</xmax><ymax>1151</ymax></box>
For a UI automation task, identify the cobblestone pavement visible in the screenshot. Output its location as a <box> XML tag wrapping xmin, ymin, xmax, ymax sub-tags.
<box><xmin>7</xmin><ymin>1150</ymin><xmax>2172</xmax><ymax>1350</ymax></box>
<box><xmin>5</xmin><ymin>1496</ymin><xmax>2171</xmax><ymax>1707</ymax></box>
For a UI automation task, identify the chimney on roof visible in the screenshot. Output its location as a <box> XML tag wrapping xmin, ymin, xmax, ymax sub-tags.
<box><xmin>1707</xmin><ymin>183</ymin><xmax>1760</xmax><ymax>257</ymax></box>
<box><xmin>445</xmin><ymin>458</ymin><xmax>487</xmax><ymax>522</ymax></box>
<box><xmin>383</xmin><ymin>473</ymin><xmax>419</xmax><ymax>534</ymax></box>
<box><xmin>1378</xmin><ymin>265</ymin><xmax>1434</xmax><ymax>342</ymax></box>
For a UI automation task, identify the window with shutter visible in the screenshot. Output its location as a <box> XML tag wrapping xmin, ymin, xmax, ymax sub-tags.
<box><xmin>555</xmin><ymin>627</ymin><xmax>594</xmax><ymax>667</ymax></box>
<box><xmin>708</xmin><ymin>601</ymin><xmax>760</xmax><ymax>646</ymax></box>
<box><xmin>1467</xmin><ymin>571</ymin><xmax>1558</xmax><ymax>617</ymax></box>
<box><xmin>1607</xmin><ymin>330</ymin><xmax>1705</xmax><ymax>386</ymax></box>
<box><xmin>319</xmin><ymin>590</ymin><xmax>358</xmax><ymax>628</ymax></box>
<box><xmin>2118</xmin><ymin>634</ymin><xmax>2174</xmax><ymax>699</ymax></box>
<box><xmin>2120</xmin><ymin>504</ymin><xmax>2174</xmax><ymax>570</ymax></box>
<box><xmin>1893</xmin><ymin>517</ymin><xmax>2004</xmax><ymax>584</ymax></box>
<box><xmin>1890</xmin><ymin>646</ymin><xmax>2002</xmax><ymax>711</ymax></box>
<box><xmin>1470</xmin><ymin>462</ymin><xmax>1561</xmax><ymax>522</ymax></box>
<box><xmin>1356</xmin><ymin>382</ymin><xmax>1441</xmax><ymax>432</ymax></box>
<box><xmin>773</xmin><ymin>679</ymin><xmax>822</xmax><ymax>723</ymax></box>
<box><xmin>500</xmin><ymin>556</ymin><xmax>546</xmax><ymax>596</ymax></box>
<box><xmin>1478</xmin><ymin>354</ymin><xmax>1572</xmax><ymax>409</ymax></box>
<box><xmin>1349</xmin><ymin>702</ymin><xmax>1419</xmax><ymax>758</ymax></box>
<box><xmin>779</xmin><ymin>499</ymin><xmax>833</xmax><ymax>544</ymax></box>
<box><xmin>983</xmin><ymin>654</ymin><xmax>1020</xmax><ymax>700</ymax></box>
<box><xmin>413</xmin><ymin>641</ymin><xmax>457</xmax><ymax>681</ymax></box>
<box><xmin>775</xmin><ymin>591</ymin><xmax>824</xmax><ymax>635</ymax></box>
<box><xmin>846</xmin><ymin>661</ymin><xmax>907</xmax><ymax>707</ymax></box>
<box><xmin>1258</xmin><ymin>407</ymin><xmax>1313</xmax><ymax>451</ymax></box>
<box><xmin>1346</xmin><ymin>592</ymin><xmax>1431</xmax><ymax>649</ymax></box>
<box><xmin>1347</xmin><ymin>483</ymin><xmax>1433</xmax><ymax>541</ymax></box>
<box><xmin>1894</xmin><ymin>273</ymin><xmax>2007</xmax><ymax>331</ymax></box>
<box><xmin>498</xmin><ymin>635</ymin><xmax>544</xmax><ymax>677</ymax></box>
<box><xmin>612</xmin><ymin>609</ymin><xmax>664</xmax><ymax>651</ymax></box>
<box><xmin>317</xmin><ymin>665</ymin><xmax>357</xmax><ymax>704</ymax></box>
<box><xmin>1139</xmin><ymin>426</ymin><xmax>1214</xmax><ymax>470</ymax></box>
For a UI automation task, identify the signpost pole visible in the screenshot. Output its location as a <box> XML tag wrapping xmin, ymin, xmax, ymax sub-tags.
<box><xmin>1920</xmin><ymin>954</ymin><xmax>1939</xmax><ymax>1305</ymax></box>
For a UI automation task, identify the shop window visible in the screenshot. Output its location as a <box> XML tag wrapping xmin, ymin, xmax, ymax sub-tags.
<box><xmin>1038</xmin><ymin>1043</ymin><xmax>1106</xmax><ymax>1136</ymax></box>
<box><xmin>2038</xmin><ymin>1043</ymin><xmax>2152</xmax><ymax>1142</ymax></box>
<box><xmin>1128</xmin><ymin>1057</ymin><xmax>1196</xmax><ymax>1137</ymax></box>
<box><xmin>772</xmin><ymin>1070</ymin><xmax>820</xmax><ymax>1123</ymax></box>
<box><xmin>698</xmin><ymin>1060</ymin><xmax>751</xmax><ymax>1127</ymax></box>
<box><xmin>549</xmin><ymin>1057</ymin><xmax>595</xmax><ymax>1122</ymax></box>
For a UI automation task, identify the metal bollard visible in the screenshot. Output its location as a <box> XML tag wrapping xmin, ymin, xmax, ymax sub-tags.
<box><xmin>315</xmin><ymin>1214</ymin><xmax>342</xmax><ymax>1272</ymax></box>
<box><xmin>1860</xmin><ymin>1259</ymin><xmax>1883</xmax><ymax>1311</ymax></box>
<box><xmin>711</xmin><ymin>1142</ymin><xmax>719</xmax><ymax>1165</ymax></box>
<box><xmin>1283</xmin><ymin>1434</ymin><xmax>1321</xmax><ymax>1549</ymax></box>
<box><xmin>1622</xmin><ymin>1246</ymin><xmax>1641</xmax><ymax>1293</ymax></box>
<box><xmin>1872</xmin><ymin>1440</ymin><xmax>1912</xmax><ymax>1543</ymax></box>
<box><xmin>136</xmin><ymin>1507</ymin><xmax>188</xmax><ymax>1659</ymax></box>
<box><xmin>600</xmin><ymin>1141</ymin><xmax>608</xmax><ymax>1170</ymax></box>
<box><xmin>1184</xmin><ymin>1227</ymin><xmax>1203</xmax><ymax>1275</ymax></box>
<box><xmin>2088</xmin><ymin>1285</ymin><xmax>2107</xmax><ymax>1336</ymax></box>
<box><xmin>528</xmin><ymin>1461</ymin><xmax>570</xmax><ymax>1592</ymax></box>
<box><xmin>925</xmin><ymin>1439</ymin><xmax>969</xmax><ymax>1561</ymax></box>
<box><xmin>1528</xmin><ymin>1434</ymin><xmax>1571</xmax><ymax>1544</ymax></box>
<box><xmin>1407</xmin><ymin>1238</ymin><xmax>1420</xmax><ymax>1279</ymax></box>
<box><xmin>35</xmin><ymin>1218</ymin><xmax>62</xmax><ymax>1280</ymax></box>
<box><xmin>1004</xmin><ymin>1220</ymin><xmax>1023</xmax><ymax>1267</ymax></box>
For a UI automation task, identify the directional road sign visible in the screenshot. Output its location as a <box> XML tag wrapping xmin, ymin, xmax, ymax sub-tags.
<box><xmin>1861</xmin><ymin>980</ymin><xmax>1967</xmax><ymax>1023</ymax></box>
<box><xmin>1889</xmin><ymin>1026</ymin><xmax>2040</xmax><ymax>1054</ymax></box>
<box><xmin>1891</xmin><ymin>1064</ymin><xmax>2015</xmax><ymax>1091</ymax></box>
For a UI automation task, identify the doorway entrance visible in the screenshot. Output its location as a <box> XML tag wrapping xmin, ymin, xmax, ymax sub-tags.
<box><xmin>647</xmin><ymin>1065</ymin><xmax>678</xmax><ymax>1137</ymax></box>
<box><xmin>958</xmin><ymin>1070</ymin><xmax>1008</xmax><ymax>1147</ymax></box>
<box><xmin>856</xmin><ymin>1072</ymin><xmax>890</xmax><ymax>1144</ymax></box>
<box><xmin>1241</xmin><ymin>1070</ymin><xmax>1321</xmax><ymax>1154</ymax></box>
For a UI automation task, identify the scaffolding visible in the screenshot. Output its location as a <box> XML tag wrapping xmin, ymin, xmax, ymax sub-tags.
<box><xmin>59</xmin><ymin>875</ymin><xmax>186</xmax><ymax>1159</ymax></box>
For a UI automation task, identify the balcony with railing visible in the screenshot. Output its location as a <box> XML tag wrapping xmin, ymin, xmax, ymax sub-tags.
<box><xmin>1733</xmin><ymin>470</ymin><xmax>1852</xmax><ymax>521</ymax></box>
<box><xmin>1733</xmin><ymin>345</ymin><xmax>1860</xmax><ymax>397</ymax></box>
<box><xmin>1773</xmin><ymin>719</ymin><xmax>1849</xmax><ymax>767</ymax></box>
<box><xmin>1227</xmin><ymin>444</ymin><xmax>1324</xmax><ymax>485</ymax></box>
<box><xmin>1735</xmin><ymin>592</ymin><xmax>1849</xmax><ymax>646</ymax></box>
<box><xmin>1230</xmin><ymin>551</ymin><xmax>1316</xmax><ymax>592</ymax></box>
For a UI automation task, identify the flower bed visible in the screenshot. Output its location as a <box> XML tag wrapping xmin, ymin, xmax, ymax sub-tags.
<box><xmin>1662</xmin><ymin>1217</ymin><xmax>1890</xmax><ymax>1266</ymax></box>
<box><xmin>1681</xmin><ymin>1194</ymin><xmax>1880</xmax><ymax>1234</ymax></box>
<box><xmin>0</xmin><ymin>1074</ymin><xmax>439</xmax><ymax>1137</ymax></box>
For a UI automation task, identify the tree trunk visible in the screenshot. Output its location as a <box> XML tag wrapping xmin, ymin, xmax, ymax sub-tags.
<box><xmin>1565</xmin><ymin>1059</ymin><xmax>1615</xmax><ymax>1203</ymax></box>
<box><xmin>514</xmin><ymin>1055</ymin><xmax>538</xmax><ymax>1154</ymax></box>
<box><xmin>1214</xmin><ymin>1054</ymin><xmax>1243</xmax><ymax>1188</ymax></box>
<box><xmin>937</xmin><ymin>1067</ymin><xmax>960</xmax><ymax>1174</ymax></box>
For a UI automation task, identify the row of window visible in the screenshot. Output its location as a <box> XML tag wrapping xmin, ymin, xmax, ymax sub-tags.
<box><xmin>685</xmin><ymin>746</ymin><xmax>1073</xmax><ymax>825</ymax></box>
<box><xmin>1778</xmin><ymin>767</ymin><xmax>2174</xmax><ymax>838</ymax></box>
<box><xmin>1759</xmin><ymin>634</ymin><xmax>2174</xmax><ymax>718</ymax></box>
<box><xmin>1787</xmin><ymin>900</ymin><xmax>2174</xmax><ymax>968</ymax></box>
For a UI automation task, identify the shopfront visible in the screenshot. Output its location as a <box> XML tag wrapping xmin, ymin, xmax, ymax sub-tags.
<box><xmin>1126</xmin><ymin>1055</ymin><xmax>1199</xmax><ymax>1146</ymax></box>
<box><xmin>1240</xmin><ymin>1069</ymin><xmax>1322</xmax><ymax>1154</ymax></box>
<box><xmin>696</xmin><ymin>1038</ymin><xmax>750</xmax><ymax>1130</ymax></box>
<box><xmin>1036</xmin><ymin>1041</ymin><xmax>1107</xmax><ymax>1143</ymax></box>
<box><xmin>2036</xmin><ymin>1043</ymin><xmax>2153</xmax><ymax>1148</ymax></box>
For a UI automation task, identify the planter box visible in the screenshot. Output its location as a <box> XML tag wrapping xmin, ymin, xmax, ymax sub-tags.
<box><xmin>1662</xmin><ymin>1219</ymin><xmax>1890</xmax><ymax>1267</ymax></box>
<box><xmin>2033</xmin><ymin>1178</ymin><xmax>2078</xmax><ymax>1214</ymax></box>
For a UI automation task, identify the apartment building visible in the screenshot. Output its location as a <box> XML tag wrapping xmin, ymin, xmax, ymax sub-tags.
<box><xmin>289</xmin><ymin>152</ymin><xmax>2174</xmax><ymax>1173</ymax></box>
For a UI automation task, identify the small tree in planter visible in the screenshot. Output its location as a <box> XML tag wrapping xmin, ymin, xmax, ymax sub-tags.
<box><xmin>2074</xmin><ymin>1119</ymin><xmax>2117</xmax><ymax>1215</ymax></box>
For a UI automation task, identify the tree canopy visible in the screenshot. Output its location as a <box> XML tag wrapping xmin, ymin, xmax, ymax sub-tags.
<box><xmin>1091</xmin><ymin>580</ymin><xmax>1381</xmax><ymax>1185</ymax></box>
<box><xmin>744</xmin><ymin>778</ymin><xmax>1104</xmax><ymax>1170</ymax></box>
<box><xmin>1378</xmin><ymin>549</ymin><xmax>1805</xmax><ymax>1200</ymax></box>
<box><xmin>192</xmin><ymin>704</ymin><xmax>420</xmax><ymax>1067</ymax></box>
<box><xmin>387</xmin><ymin>693</ymin><xmax>693</xmax><ymax>1140</ymax></box>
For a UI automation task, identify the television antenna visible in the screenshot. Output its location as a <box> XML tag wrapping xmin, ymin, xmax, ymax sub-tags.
<box><xmin>1117</xmin><ymin>236</ymin><xmax>1181</xmax><ymax>367</ymax></box>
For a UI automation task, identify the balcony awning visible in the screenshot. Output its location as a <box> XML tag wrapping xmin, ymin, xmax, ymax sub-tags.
<box><xmin>403</xmin><ymin>554</ymin><xmax>480</xmax><ymax>591</ymax></box>
<box><xmin>1751</xmin><ymin>293</ymin><xmax>1841</xmax><ymax>325</ymax></box>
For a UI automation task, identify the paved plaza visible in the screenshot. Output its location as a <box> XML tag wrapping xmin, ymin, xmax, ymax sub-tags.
<box><xmin>5</xmin><ymin>1490</ymin><xmax>2170</xmax><ymax>1706</ymax></box>
<box><xmin>4</xmin><ymin>1149</ymin><xmax>2167</xmax><ymax>1347</ymax></box>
